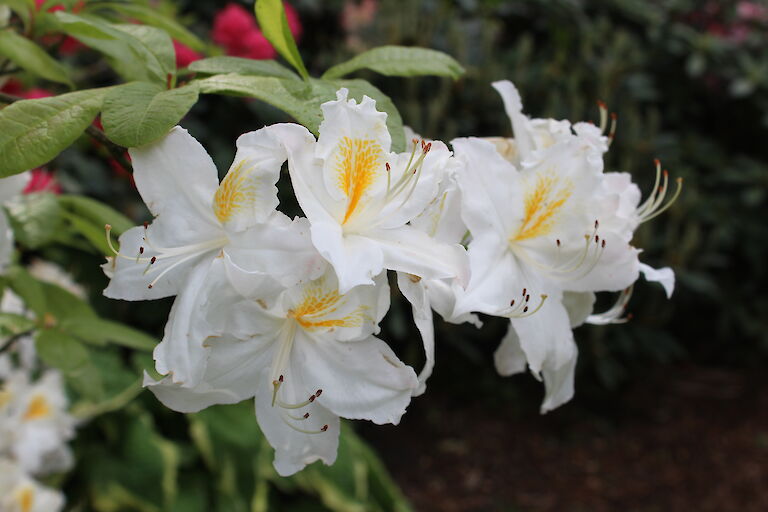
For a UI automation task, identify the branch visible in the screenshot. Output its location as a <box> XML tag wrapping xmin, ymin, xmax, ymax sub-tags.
<box><xmin>0</xmin><ymin>329</ymin><xmax>34</xmax><ymax>355</ymax></box>
<box><xmin>0</xmin><ymin>91</ymin><xmax>133</xmax><ymax>173</ymax></box>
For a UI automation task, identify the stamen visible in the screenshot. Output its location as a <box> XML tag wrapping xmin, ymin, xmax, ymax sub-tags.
<box><xmin>586</xmin><ymin>286</ymin><xmax>634</xmax><ymax>325</ymax></box>
<box><xmin>597</xmin><ymin>100</ymin><xmax>608</xmax><ymax>133</ymax></box>
<box><xmin>636</xmin><ymin>160</ymin><xmax>683</xmax><ymax>223</ymax></box>
<box><xmin>607</xmin><ymin>112</ymin><xmax>617</xmax><ymax>146</ymax></box>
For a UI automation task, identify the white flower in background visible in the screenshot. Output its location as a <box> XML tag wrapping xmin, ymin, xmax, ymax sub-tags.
<box><xmin>28</xmin><ymin>260</ymin><xmax>86</xmax><ymax>299</ymax></box>
<box><xmin>145</xmin><ymin>269</ymin><xmax>418</xmax><ymax>476</ymax></box>
<box><xmin>103</xmin><ymin>126</ymin><xmax>324</xmax><ymax>387</ymax></box>
<box><xmin>0</xmin><ymin>458</ymin><xmax>64</xmax><ymax>512</ymax></box>
<box><xmin>0</xmin><ymin>370</ymin><xmax>75</xmax><ymax>476</ymax></box>
<box><xmin>273</xmin><ymin>89</ymin><xmax>469</xmax><ymax>293</ymax></box>
<box><xmin>451</xmin><ymin>81</ymin><xmax>641</xmax><ymax>412</ymax></box>
<box><xmin>0</xmin><ymin>173</ymin><xmax>30</xmax><ymax>274</ymax></box>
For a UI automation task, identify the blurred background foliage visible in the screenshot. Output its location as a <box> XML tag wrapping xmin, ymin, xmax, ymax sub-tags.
<box><xmin>3</xmin><ymin>0</ymin><xmax>767</xmax><ymax>510</ymax></box>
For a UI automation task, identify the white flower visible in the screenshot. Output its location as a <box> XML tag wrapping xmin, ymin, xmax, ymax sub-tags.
<box><xmin>451</xmin><ymin>81</ymin><xmax>641</xmax><ymax>412</ymax></box>
<box><xmin>0</xmin><ymin>173</ymin><xmax>30</xmax><ymax>274</ymax></box>
<box><xmin>145</xmin><ymin>269</ymin><xmax>418</xmax><ymax>476</ymax></box>
<box><xmin>0</xmin><ymin>370</ymin><xmax>75</xmax><ymax>476</ymax></box>
<box><xmin>272</xmin><ymin>89</ymin><xmax>469</xmax><ymax>293</ymax></box>
<box><xmin>0</xmin><ymin>458</ymin><xmax>64</xmax><ymax>512</ymax></box>
<box><xmin>103</xmin><ymin>126</ymin><xmax>324</xmax><ymax>386</ymax></box>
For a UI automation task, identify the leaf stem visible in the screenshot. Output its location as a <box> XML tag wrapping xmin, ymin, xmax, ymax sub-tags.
<box><xmin>0</xmin><ymin>329</ymin><xmax>34</xmax><ymax>355</ymax></box>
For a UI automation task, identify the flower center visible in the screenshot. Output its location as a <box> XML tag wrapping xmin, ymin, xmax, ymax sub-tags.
<box><xmin>335</xmin><ymin>136</ymin><xmax>385</xmax><ymax>224</ymax></box>
<box><xmin>213</xmin><ymin>159</ymin><xmax>258</xmax><ymax>223</ymax></box>
<box><xmin>23</xmin><ymin>394</ymin><xmax>51</xmax><ymax>421</ymax></box>
<box><xmin>511</xmin><ymin>171</ymin><xmax>573</xmax><ymax>242</ymax></box>
<box><xmin>16</xmin><ymin>486</ymin><xmax>34</xmax><ymax>512</ymax></box>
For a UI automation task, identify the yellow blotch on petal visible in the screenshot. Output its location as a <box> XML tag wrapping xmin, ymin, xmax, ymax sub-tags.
<box><xmin>23</xmin><ymin>394</ymin><xmax>51</xmax><ymax>421</ymax></box>
<box><xmin>288</xmin><ymin>281</ymin><xmax>368</xmax><ymax>331</ymax></box>
<box><xmin>512</xmin><ymin>172</ymin><xmax>573</xmax><ymax>241</ymax></box>
<box><xmin>16</xmin><ymin>486</ymin><xmax>34</xmax><ymax>512</ymax></box>
<box><xmin>335</xmin><ymin>137</ymin><xmax>384</xmax><ymax>224</ymax></box>
<box><xmin>0</xmin><ymin>388</ymin><xmax>11</xmax><ymax>409</ymax></box>
<box><xmin>213</xmin><ymin>160</ymin><xmax>257</xmax><ymax>223</ymax></box>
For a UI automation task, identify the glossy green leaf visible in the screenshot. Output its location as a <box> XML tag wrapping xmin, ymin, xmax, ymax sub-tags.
<box><xmin>0</xmin><ymin>28</ymin><xmax>72</xmax><ymax>86</ymax></box>
<box><xmin>0</xmin><ymin>312</ymin><xmax>35</xmax><ymax>337</ymax></box>
<box><xmin>0</xmin><ymin>88</ymin><xmax>106</xmax><ymax>178</ymax></box>
<box><xmin>102</xmin><ymin>81</ymin><xmax>199</xmax><ymax>147</ymax></box>
<box><xmin>35</xmin><ymin>329</ymin><xmax>90</xmax><ymax>373</ymax></box>
<box><xmin>61</xmin><ymin>211</ymin><xmax>112</xmax><ymax>254</ymax></box>
<box><xmin>114</xmin><ymin>24</ymin><xmax>176</xmax><ymax>82</ymax></box>
<box><xmin>323</xmin><ymin>46</ymin><xmax>465</xmax><ymax>80</ymax></box>
<box><xmin>57</xmin><ymin>194</ymin><xmax>134</xmax><ymax>235</ymax></box>
<box><xmin>194</xmin><ymin>74</ymin><xmax>405</xmax><ymax>151</ymax></box>
<box><xmin>189</xmin><ymin>56</ymin><xmax>299</xmax><ymax>80</ymax></box>
<box><xmin>54</xmin><ymin>12</ymin><xmax>169</xmax><ymax>84</ymax></box>
<box><xmin>88</xmin><ymin>2</ymin><xmax>204</xmax><ymax>51</ymax></box>
<box><xmin>62</xmin><ymin>316</ymin><xmax>157</xmax><ymax>351</ymax></box>
<box><xmin>5</xmin><ymin>192</ymin><xmax>64</xmax><ymax>249</ymax></box>
<box><xmin>254</xmin><ymin>0</ymin><xmax>309</xmax><ymax>79</ymax></box>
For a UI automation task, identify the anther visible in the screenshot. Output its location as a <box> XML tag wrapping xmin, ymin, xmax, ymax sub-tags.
<box><xmin>522</xmin><ymin>288</ymin><xmax>527</xmax><ymax>297</ymax></box>
<box><xmin>595</xmin><ymin>235</ymin><xmax>599</xmax><ymax>243</ymax></box>
<box><xmin>510</xmin><ymin>299</ymin><xmax>515</xmax><ymax>307</ymax></box>
<box><xmin>139</xmin><ymin>247</ymin><xmax>144</xmax><ymax>254</ymax></box>
<box><xmin>385</xmin><ymin>162</ymin><xmax>390</xmax><ymax>172</ymax></box>
<box><xmin>315</xmin><ymin>389</ymin><xmax>322</xmax><ymax>397</ymax></box>
<box><xmin>143</xmin><ymin>221</ymin><xmax>148</xmax><ymax>229</ymax></box>
<box><xmin>595</xmin><ymin>220</ymin><xmax>599</xmax><ymax>229</ymax></box>
<box><xmin>308</xmin><ymin>394</ymin><xmax>316</xmax><ymax>403</ymax></box>
<box><xmin>601</xmin><ymin>239</ymin><xmax>606</xmax><ymax>248</ymax></box>
<box><xmin>150</xmin><ymin>256</ymin><xmax>156</xmax><ymax>264</ymax></box>
<box><xmin>303</xmin><ymin>412</ymin><xmax>310</xmax><ymax>419</ymax></box>
<box><xmin>556</xmin><ymin>239</ymin><xmax>561</xmax><ymax>247</ymax></box>
<box><xmin>279</xmin><ymin>375</ymin><xmax>284</xmax><ymax>383</ymax></box>
<box><xmin>321</xmin><ymin>425</ymin><xmax>329</xmax><ymax>432</ymax></box>
<box><xmin>523</xmin><ymin>306</ymin><xmax>529</xmax><ymax>313</ymax></box>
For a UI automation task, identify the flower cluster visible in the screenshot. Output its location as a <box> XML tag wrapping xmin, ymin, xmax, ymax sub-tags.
<box><xmin>212</xmin><ymin>2</ymin><xmax>302</xmax><ymax>60</ymax></box>
<box><xmin>103</xmin><ymin>82</ymin><xmax>680</xmax><ymax>475</ymax></box>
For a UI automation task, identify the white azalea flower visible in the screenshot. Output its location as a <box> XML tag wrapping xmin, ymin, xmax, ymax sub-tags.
<box><xmin>103</xmin><ymin>126</ymin><xmax>324</xmax><ymax>386</ymax></box>
<box><xmin>272</xmin><ymin>89</ymin><xmax>469</xmax><ymax>293</ymax></box>
<box><xmin>451</xmin><ymin>81</ymin><xmax>641</xmax><ymax>412</ymax></box>
<box><xmin>0</xmin><ymin>173</ymin><xmax>30</xmax><ymax>274</ymax></box>
<box><xmin>0</xmin><ymin>370</ymin><xmax>75</xmax><ymax>476</ymax></box>
<box><xmin>0</xmin><ymin>458</ymin><xmax>64</xmax><ymax>512</ymax></box>
<box><xmin>145</xmin><ymin>269</ymin><xmax>418</xmax><ymax>476</ymax></box>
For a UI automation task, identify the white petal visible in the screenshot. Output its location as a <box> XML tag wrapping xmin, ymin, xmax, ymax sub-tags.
<box><xmin>397</xmin><ymin>272</ymin><xmax>434</xmax><ymax>396</ymax></box>
<box><xmin>129</xmin><ymin>126</ymin><xmax>221</xmax><ymax>235</ymax></box>
<box><xmin>368</xmin><ymin>225</ymin><xmax>469</xmax><ymax>286</ymax></box>
<box><xmin>565</xmin><ymin>232</ymin><xmax>640</xmax><ymax>293</ymax></box>
<box><xmin>639</xmin><ymin>262</ymin><xmax>675</xmax><ymax>298</ymax></box>
<box><xmin>492</xmin><ymin>80</ymin><xmax>534</xmax><ymax>160</ymax></box>
<box><xmin>410</xmin><ymin>172</ymin><xmax>467</xmax><ymax>245</ymax></box>
<box><xmin>562</xmin><ymin>291</ymin><xmax>596</xmax><ymax>328</ymax></box>
<box><xmin>0</xmin><ymin>172</ymin><xmax>30</xmax><ymax>203</ymax></box>
<box><xmin>213</xmin><ymin>126</ymin><xmax>289</xmax><ymax>232</ymax></box>
<box><xmin>255</xmin><ymin>367</ymin><xmax>340</xmax><ymax>477</ymax></box>
<box><xmin>424</xmin><ymin>278</ymin><xmax>482</xmax><ymax>327</ymax></box>
<box><xmin>152</xmin><ymin>258</ymin><xmax>219</xmax><ymax>386</ymax></box>
<box><xmin>493</xmin><ymin>321</ymin><xmax>527</xmax><ymax>376</ymax></box>
<box><xmin>294</xmin><ymin>330</ymin><xmax>418</xmax><ymax>425</ymax></box>
<box><xmin>310</xmin><ymin>221</ymin><xmax>383</xmax><ymax>293</ymax></box>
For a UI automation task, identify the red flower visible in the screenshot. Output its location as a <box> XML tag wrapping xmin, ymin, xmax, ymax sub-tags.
<box><xmin>0</xmin><ymin>80</ymin><xmax>53</xmax><ymax>99</ymax></box>
<box><xmin>212</xmin><ymin>2</ymin><xmax>301</xmax><ymax>60</ymax></box>
<box><xmin>21</xmin><ymin>88</ymin><xmax>54</xmax><ymax>99</ymax></box>
<box><xmin>24</xmin><ymin>168</ymin><xmax>62</xmax><ymax>194</ymax></box>
<box><xmin>173</xmin><ymin>40</ymin><xmax>202</xmax><ymax>68</ymax></box>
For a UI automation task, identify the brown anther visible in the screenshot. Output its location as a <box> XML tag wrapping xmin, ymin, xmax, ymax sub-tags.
<box><xmin>139</xmin><ymin>246</ymin><xmax>144</xmax><ymax>254</ymax></box>
<box><xmin>424</xmin><ymin>142</ymin><xmax>432</xmax><ymax>153</ymax></box>
<box><xmin>278</xmin><ymin>375</ymin><xmax>284</xmax><ymax>383</ymax></box>
<box><xmin>654</xmin><ymin>158</ymin><xmax>660</xmax><ymax>167</ymax></box>
<box><xmin>421</xmin><ymin>140</ymin><xmax>425</xmax><ymax>150</ymax></box>
<box><xmin>595</xmin><ymin>220</ymin><xmax>599</xmax><ymax>229</ymax></box>
<box><xmin>321</xmin><ymin>424</ymin><xmax>329</xmax><ymax>432</ymax></box>
<box><xmin>610</xmin><ymin>112</ymin><xmax>617</xmax><ymax>120</ymax></box>
<box><xmin>522</xmin><ymin>288</ymin><xmax>527</xmax><ymax>297</ymax></box>
<box><xmin>523</xmin><ymin>306</ymin><xmax>529</xmax><ymax>313</ymax></box>
<box><xmin>510</xmin><ymin>299</ymin><xmax>515</xmax><ymax>307</ymax></box>
<box><xmin>315</xmin><ymin>389</ymin><xmax>323</xmax><ymax>397</ymax></box>
<box><xmin>595</xmin><ymin>235</ymin><xmax>599</xmax><ymax>243</ymax></box>
<box><xmin>309</xmin><ymin>394</ymin><xmax>316</xmax><ymax>403</ymax></box>
<box><xmin>150</xmin><ymin>256</ymin><xmax>157</xmax><ymax>264</ymax></box>
<box><xmin>556</xmin><ymin>239</ymin><xmax>561</xmax><ymax>247</ymax></box>
<box><xmin>303</xmin><ymin>412</ymin><xmax>310</xmax><ymax>419</ymax></box>
<box><xmin>385</xmin><ymin>162</ymin><xmax>391</xmax><ymax>172</ymax></box>
<box><xmin>105</xmin><ymin>223</ymin><xmax>112</xmax><ymax>230</ymax></box>
<box><xmin>143</xmin><ymin>221</ymin><xmax>149</xmax><ymax>229</ymax></box>
<box><xmin>525</xmin><ymin>294</ymin><xmax>530</xmax><ymax>302</ymax></box>
<box><xmin>597</xmin><ymin>100</ymin><xmax>607</xmax><ymax>109</ymax></box>
<box><xmin>601</xmin><ymin>239</ymin><xmax>606</xmax><ymax>248</ymax></box>
<box><xmin>412</xmin><ymin>138</ymin><xmax>419</xmax><ymax>146</ymax></box>
<box><xmin>663</xmin><ymin>170</ymin><xmax>669</xmax><ymax>178</ymax></box>
<box><xmin>147</xmin><ymin>284</ymin><xmax>153</xmax><ymax>289</ymax></box>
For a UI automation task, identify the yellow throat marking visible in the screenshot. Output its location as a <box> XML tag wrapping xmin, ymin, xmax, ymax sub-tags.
<box><xmin>513</xmin><ymin>172</ymin><xmax>573</xmax><ymax>241</ymax></box>
<box><xmin>17</xmin><ymin>486</ymin><xmax>34</xmax><ymax>512</ymax></box>
<box><xmin>23</xmin><ymin>394</ymin><xmax>51</xmax><ymax>421</ymax></box>
<box><xmin>213</xmin><ymin>160</ymin><xmax>257</xmax><ymax>223</ymax></box>
<box><xmin>288</xmin><ymin>281</ymin><xmax>368</xmax><ymax>331</ymax></box>
<box><xmin>335</xmin><ymin>137</ymin><xmax>384</xmax><ymax>224</ymax></box>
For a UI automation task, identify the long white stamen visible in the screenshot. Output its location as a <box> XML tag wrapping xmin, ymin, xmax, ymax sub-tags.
<box><xmin>587</xmin><ymin>286</ymin><xmax>634</xmax><ymax>325</ymax></box>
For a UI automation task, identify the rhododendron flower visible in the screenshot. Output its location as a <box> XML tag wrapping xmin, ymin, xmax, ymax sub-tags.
<box><xmin>23</xmin><ymin>169</ymin><xmax>61</xmax><ymax>194</ymax></box>
<box><xmin>145</xmin><ymin>270</ymin><xmax>417</xmax><ymax>476</ymax></box>
<box><xmin>273</xmin><ymin>89</ymin><xmax>469</xmax><ymax>293</ymax></box>
<box><xmin>103</xmin><ymin>126</ymin><xmax>324</xmax><ymax>387</ymax></box>
<box><xmin>0</xmin><ymin>459</ymin><xmax>63</xmax><ymax>512</ymax></box>
<box><xmin>173</xmin><ymin>40</ymin><xmax>202</xmax><ymax>68</ymax></box>
<box><xmin>212</xmin><ymin>3</ymin><xmax>301</xmax><ymax>60</ymax></box>
<box><xmin>0</xmin><ymin>370</ymin><xmax>75</xmax><ymax>476</ymax></box>
<box><xmin>452</xmin><ymin>81</ymin><xmax>641</xmax><ymax>411</ymax></box>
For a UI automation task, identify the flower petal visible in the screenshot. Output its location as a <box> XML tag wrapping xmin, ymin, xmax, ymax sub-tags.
<box><xmin>309</xmin><ymin>221</ymin><xmax>383</xmax><ymax>293</ymax></box>
<box><xmin>492</xmin><ymin>80</ymin><xmax>534</xmax><ymax>160</ymax></box>
<box><xmin>294</xmin><ymin>330</ymin><xmax>418</xmax><ymax>425</ymax></box>
<box><xmin>397</xmin><ymin>272</ymin><xmax>434</xmax><ymax>396</ymax></box>
<box><xmin>639</xmin><ymin>262</ymin><xmax>675</xmax><ymax>298</ymax></box>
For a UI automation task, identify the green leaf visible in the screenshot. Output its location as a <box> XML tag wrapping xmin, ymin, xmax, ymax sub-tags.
<box><xmin>0</xmin><ymin>88</ymin><xmax>106</xmax><ymax>178</ymax></box>
<box><xmin>3</xmin><ymin>265</ymin><xmax>47</xmax><ymax>316</ymax></box>
<box><xmin>194</xmin><ymin>74</ymin><xmax>405</xmax><ymax>151</ymax></box>
<box><xmin>88</xmin><ymin>2</ymin><xmax>204</xmax><ymax>51</ymax></box>
<box><xmin>57</xmin><ymin>194</ymin><xmax>134</xmax><ymax>235</ymax></box>
<box><xmin>322</xmin><ymin>46</ymin><xmax>465</xmax><ymax>80</ymax></box>
<box><xmin>0</xmin><ymin>28</ymin><xmax>72</xmax><ymax>85</ymax></box>
<box><xmin>54</xmin><ymin>12</ymin><xmax>169</xmax><ymax>84</ymax></box>
<box><xmin>0</xmin><ymin>312</ymin><xmax>35</xmax><ymax>337</ymax></box>
<box><xmin>1</xmin><ymin>0</ymin><xmax>34</xmax><ymax>31</ymax></box>
<box><xmin>61</xmin><ymin>316</ymin><xmax>157</xmax><ymax>351</ymax></box>
<box><xmin>113</xmin><ymin>24</ymin><xmax>176</xmax><ymax>82</ymax></box>
<box><xmin>35</xmin><ymin>329</ymin><xmax>90</xmax><ymax>373</ymax></box>
<box><xmin>61</xmin><ymin>210</ymin><xmax>112</xmax><ymax>255</ymax></box>
<box><xmin>102</xmin><ymin>81</ymin><xmax>198</xmax><ymax>147</ymax></box>
<box><xmin>254</xmin><ymin>0</ymin><xmax>309</xmax><ymax>80</ymax></box>
<box><xmin>5</xmin><ymin>192</ymin><xmax>63</xmax><ymax>249</ymax></box>
<box><xmin>188</xmin><ymin>56</ymin><xmax>299</xmax><ymax>80</ymax></box>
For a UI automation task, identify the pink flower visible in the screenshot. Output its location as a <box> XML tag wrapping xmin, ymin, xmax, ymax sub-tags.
<box><xmin>737</xmin><ymin>1</ymin><xmax>768</xmax><ymax>22</ymax></box>
<box><xmin>173</xmin><ymin>40</ymin><xmax>202</xmax><ymax>68</ymax></box>
<box><xmin>24</xmin><ymin>168</ymin><xmax>62</xmax><ymax>194</ymax></box>
<box><xmin>212</xmin><ymin>2</ymin><xmax>301</xmax><ymax>60</ymax></box>
<box><xmin>21</xmin><ymin>88</ymin><xmax>54</xmax><ymax>99</ymax></box>
<box><xmin>0</xmin><ymin>80</ymin><xmax>53</xmax><ymax>99</ymax></box>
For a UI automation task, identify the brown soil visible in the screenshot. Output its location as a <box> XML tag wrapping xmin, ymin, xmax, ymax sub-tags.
<box><xmin>365</xmin><ymin>364</ymin><xmax>768</xmax><ymax>512</ymax></box>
